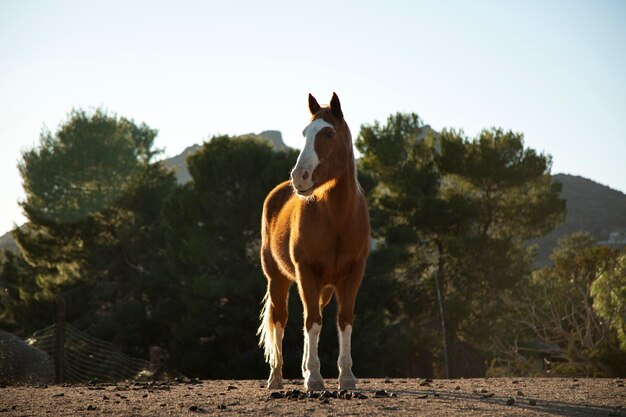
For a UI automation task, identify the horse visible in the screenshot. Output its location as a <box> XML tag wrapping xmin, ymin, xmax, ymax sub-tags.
<box><xmin>257</xmin><ymin>92</ymin><xmax>370</xmax><ymax>391</ymax></box>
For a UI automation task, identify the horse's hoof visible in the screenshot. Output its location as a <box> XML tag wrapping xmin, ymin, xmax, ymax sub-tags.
<box><xmin>338</xmin><ymin>378</ymin><xmax>357</xmax><ymax>390</ymax></box>
<box><xmin>305</xmin><ymin>378</ymin><xmax>325</xmax><ymax>391</ymax></box>
<box><xmin>267</xmin><ymin>377</ymin><xmax>284</xmax><ymax>390</ymax></box>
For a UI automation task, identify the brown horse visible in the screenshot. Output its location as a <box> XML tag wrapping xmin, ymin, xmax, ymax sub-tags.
<box><xmin>258</xmin><ymin>92</ymin><xmax>370</xmax><ymax>391</ymax></box>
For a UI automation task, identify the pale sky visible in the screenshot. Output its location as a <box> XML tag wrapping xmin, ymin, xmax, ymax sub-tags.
<box><xmin>1</xmin><ymin>0</ymin><xmax>625</xmax><ymax>234</ymax></box>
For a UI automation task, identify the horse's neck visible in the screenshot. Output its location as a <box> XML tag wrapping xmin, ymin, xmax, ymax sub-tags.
<box><xmin>320</xmin><ymin>160</ymin><xmax>360</xmax><ymax>224</ymax></box>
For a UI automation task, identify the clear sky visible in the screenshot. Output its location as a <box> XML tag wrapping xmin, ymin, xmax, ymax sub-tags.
<box><xmin>1</xmin><ymin>0</ymin><xmax>625</xmax><ymax>234</ymax></box>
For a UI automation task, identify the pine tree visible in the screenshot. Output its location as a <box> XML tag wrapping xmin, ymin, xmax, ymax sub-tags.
<box><xmin>13</xmin><ymin>109</ymin><xmax>176</xmax><ymax>357</ymax></box>
<box><xmin>356</xmin><ymin>114</ymin><xmax>565</xmax><ymax>377</ymax></box>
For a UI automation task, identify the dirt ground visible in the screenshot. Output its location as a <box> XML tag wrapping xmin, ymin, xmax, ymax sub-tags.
<box><xmin>1</xmin><ymin>377</ymin><xmax>624</xmax><ymax>416</ymax></box>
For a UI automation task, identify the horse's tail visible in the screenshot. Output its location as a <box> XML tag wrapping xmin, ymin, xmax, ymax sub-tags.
<box><xmin>257</xmin><ymin>291</ymin><xmax>277</xmax><ymax>367</ymax></box>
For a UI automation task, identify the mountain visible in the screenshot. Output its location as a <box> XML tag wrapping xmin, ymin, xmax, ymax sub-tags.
<box><xmin>162</xmin><ymin>131</ymin><xmax>289</xmax><ymax>184</ymax></box>
<box><xmin>162</xmin><ymin>144</ymin><xmax>201</xmax><ymax>184</ymax></box>
<box><xmin>255</xmin><ymin>130</ymin><xmax>289</xmax><ymax>151</ymax></box>
<box><xmin>531</xmin><ymin>174</ymin><xmax>626</xmax><ymax>265</ymax></box>
<box><xmin>0</xmin><ymin>231</ymin><xmax>17</xmax><ymax>251</ymax></box>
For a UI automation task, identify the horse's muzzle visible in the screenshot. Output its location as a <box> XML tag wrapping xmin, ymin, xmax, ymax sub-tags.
<box><xmin>291</xmin><ymin>167</ymin><xmax>316</xmax><ymax>196</ymax></box>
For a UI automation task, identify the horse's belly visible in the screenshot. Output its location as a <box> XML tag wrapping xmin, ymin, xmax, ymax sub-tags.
<box><xmin>269</xmin><ymin>222</ymin><xmax>297</xmax><ymax>280</ymax></box>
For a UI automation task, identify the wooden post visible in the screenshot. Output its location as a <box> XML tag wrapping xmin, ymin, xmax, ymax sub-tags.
<box><xmin>149</xmin><ymin>346</ymin><xmax>162</xmax><ymax>380</ymax></box>
<box><xmin>434</xmin><ymin>240</ymin><xmax>450</xmax><ymax>379</ymax></box>
<box><xmin>54</xmin><ymin>297</ymin><xmax>66</xmax><ymax>384</ymax></box>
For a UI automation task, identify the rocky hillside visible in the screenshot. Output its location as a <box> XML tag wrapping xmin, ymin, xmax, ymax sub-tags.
<box><xmin>161</xmin><ymin>144</ymin><xmax>201</xmax><ymax>184</ymax></box>
<box><xmin>530</xmin><ymin>174</ymin><xmax>626</xmax><ymax>265</ymax></box>
<box><xmin>162</xmin><ymin>131</ymin><xmax>289</xmax><ymax>184</ymax></box>
<box><xmin>0</xmin><ymin>231</ymin><xmax>17</xmax><ymax>251</ymax></box>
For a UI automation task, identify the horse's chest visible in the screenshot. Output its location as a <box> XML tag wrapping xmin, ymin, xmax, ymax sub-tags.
<box><xmin>309</xmin><ymin>233</ymin><xmax>344</xmax><ymax>261</ymax></box>
<box><xmin>296</xmin><ymin>221</ymin><xmax>362</xmax><ymax>269</ymax></box>
<box><xmin>298</xmin><ymin>236</ymin><xmax>351</xmax><ymax>280</ymax></box>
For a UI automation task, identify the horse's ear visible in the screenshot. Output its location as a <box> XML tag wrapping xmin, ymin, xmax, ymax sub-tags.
<box><xmin>330</xmin><ymin>92</ymin><xmax>343</xmax><ymax>119</ymax></box>
<box><xmin>308</xmin><ymin>93</ymin><xmax>321</xmax><ymax>115</ymax></box>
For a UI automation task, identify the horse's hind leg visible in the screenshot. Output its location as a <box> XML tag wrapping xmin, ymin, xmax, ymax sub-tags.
<box><xmin>259</xmin><ymin>250</ymin><xmax>291</xmax><ymax>389</ymax></box>
<box><xmin>335</xmin><ymin>260</ymin><xmax>366</xmax><ymax>390</ymax></box>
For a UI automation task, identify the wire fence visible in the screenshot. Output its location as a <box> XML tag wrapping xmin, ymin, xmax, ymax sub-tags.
<box><xmin>26</xmin><ymin>323</ymin><xmax>152</xmax><ymax>383</ymax></box>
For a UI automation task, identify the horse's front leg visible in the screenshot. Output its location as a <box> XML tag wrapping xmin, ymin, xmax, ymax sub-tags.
<box><xmin>335</xmin><ymin>260</ymin><xmax>366</xmax><ymax>390</ymax></box>
<box><xmin>337</xmin><ymin>324</ymin><xmax>356</xmax><ymax>390</ymax></box>
<box><xmin>297</xmin><ymin>266</ymin><xmax>325</xmax><ymax>391</ymax></box>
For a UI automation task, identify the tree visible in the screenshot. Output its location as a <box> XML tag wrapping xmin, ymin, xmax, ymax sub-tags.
<box><xmin>355</xmin><ymin>114</ymin><xmax>565</xmax><ymax>377</ymax></box>
<box><xmin>497</xmin><ymin>233</ymin><xmax>626</xmax><ymax>376</ymax></box>
<box><xmin>163</xmin><ymin>135</ymin><xmax>299</xmax><ymax>378</ymax></box>
<box><xmin>356</xmin><ymin>114</ymin><xmax>447</xmax><ymax>377</ymax></box>
<box><xmin>436</xmin><ymin>128</ymin><xmax>565</xmax><ymax>375</ymax></box>
<box><xmin>12</xmin><ymin>109</ymin><xmax>176</xmax><ymax>357</ymax></box>
<box><xmin>19</xmin><ymin>110</ymin><xmax>157</xmax><ymax>224</ymax></box>
<box><xmin>591</xmin><ymin>253</ymin><xmax>626</xmax><ymax>351</ymax></box>
<box><xmin>0</xmin><ymin>249</ymin><xmax>52</xmax><ymax>335</ymax></box>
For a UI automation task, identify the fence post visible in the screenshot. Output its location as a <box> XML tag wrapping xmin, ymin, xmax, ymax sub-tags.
<box><xmin>54</xmin><ymin>297</ymin><xmax>66</xmax><ymax>384</ymax></box>
<box><xmin>434</xmin><ymin>240</ymin><xmax>450</xmax><ymax>379</ymax></box>
<box><xmin>149</xmin><ymin>346</ymin><xmax>162</xmax><ymax>380</ymax></box>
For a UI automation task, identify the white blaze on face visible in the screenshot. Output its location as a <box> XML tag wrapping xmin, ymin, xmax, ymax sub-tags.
<box><xmin>292</xmin><ymin>118</ymin><xmax>334</xmax><ymax>193</ymax></box>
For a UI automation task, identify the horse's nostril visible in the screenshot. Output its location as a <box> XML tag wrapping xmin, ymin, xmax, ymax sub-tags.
<box><xmin>302</xmin><ymin>171</ymin><xmax>309</xmax><ymax>181</ymax></box>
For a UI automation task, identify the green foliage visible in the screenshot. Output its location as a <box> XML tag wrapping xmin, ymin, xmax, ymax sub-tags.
<box><xmin>0</xmin><ymin>249</ymin><xmax>53</xmax><ymax>335</ymax></box>
<box><xmin>591</xmin><ymin>254</ymin><xmax>626</xmax><ymax>351</ymax></box>
<box><xmin>439</xmin><ymin>128</ymin><xmax>565</xmax><ymax>239</ymax></box>
<box><xmin>9</xmin><ymin>109</ymin><xmax>176</xmax><ymax>357</ymax></box>
<box><xmin>357</xmin><ymin>113</ymin><xmax>439</xmax><ymax>236</ymax></box>
<box><xmin>19</xmin><ymin>109</ymin><xmax>158</xmax><ymax>224</ymax></box>
<box><xmin>497</xmin><ymin>233</ymin><xmax>626</xmax><ymax>376</ymax></box>
<box><xmin>3</xmin><ymin>107</ymin><xmax>594</xmax><ymax>380</ymax></box>
<box><xmin>356</xmin><ymin>114</ymin><xmax>565</xmax><ymax>377</ymax></box>
<box><xmin>163</xmin><ymin>135</ymin><xmax>299</xmax><ymax>378</ymax></box>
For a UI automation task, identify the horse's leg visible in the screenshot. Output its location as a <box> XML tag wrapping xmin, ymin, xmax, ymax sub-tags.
<box><xmin>297</xmin><ymin>266</ymin><xmax>325</xmax><ymax>391</ymax></box>
<box><xmin>320</xmin><ymin>286</ymin><xmax>334</xmax><ymax>308</ymax></box>
<box><xmin>300</xmin><ymin>287</ymin><xmax>332</xmax><ymax>378</ymax></box>
<box><xmin>259</xmin><ymin>250</ymin><xmax>291</xmax><ymax>389</ymax></box>
<box><xmin>334</xmin><ymin>260</ymin><xmax>366</xmax><ymax>390</ymax></box>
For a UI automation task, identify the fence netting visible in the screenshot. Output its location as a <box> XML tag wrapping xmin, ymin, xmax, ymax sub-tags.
<box><xmin>27</xmin><ymin>323</ymin><xmax>151</xmax><ymax>383</ymax></box>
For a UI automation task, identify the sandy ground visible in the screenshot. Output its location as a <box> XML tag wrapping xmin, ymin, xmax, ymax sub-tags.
<box><xmin>1</xmin><ymin>377</ymin><xmax>624</xmax><ymax>416</ymax></box>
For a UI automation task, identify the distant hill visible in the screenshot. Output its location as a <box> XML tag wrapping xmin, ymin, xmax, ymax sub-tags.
<box><xmin>162</xmin><ymin>144</ymin><xmax>201</xmax><ymax>184</ymax></box>
<box><xmin>255</xmin><ymin>130</ymin><xmax>289</xmax><ymax>152</ymax></box>
<box><xmin>531</xmin><ymin>174</ymin><xmax>626</xmax><ymax>265</ymax></box>
<box><xmin>162</xmin><ymin>130</ymin><xmax>289</xmax><ymax>184</ymax></box>
<box><xmin>0</xmin><ymin>231</ymin><xmax>17</xmax><ymax>252</ymax></box>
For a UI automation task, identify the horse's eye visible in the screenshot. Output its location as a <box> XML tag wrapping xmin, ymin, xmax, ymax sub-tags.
<box><xmin>326</xmin><ymin>130</ymin><xmax>334</xmax><ymax>139</ymax></box>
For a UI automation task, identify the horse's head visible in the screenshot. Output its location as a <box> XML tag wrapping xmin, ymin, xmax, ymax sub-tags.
<box><xmin>291</xmin><ymin>92</ymin><xmax>353</xmax><ymax>198</ymax></box>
